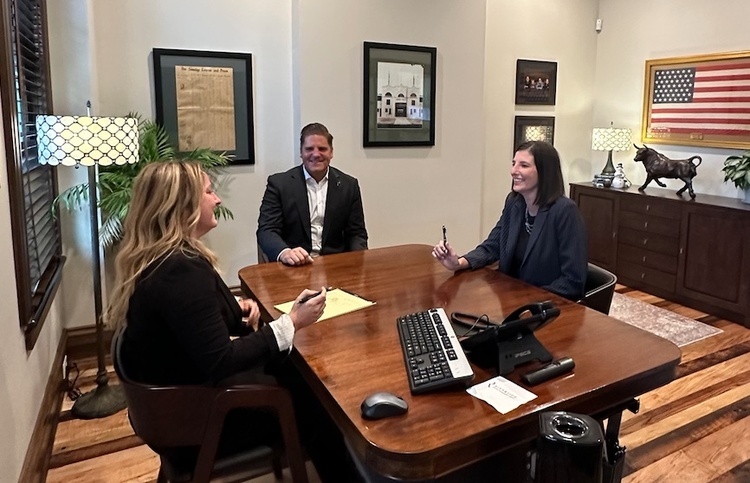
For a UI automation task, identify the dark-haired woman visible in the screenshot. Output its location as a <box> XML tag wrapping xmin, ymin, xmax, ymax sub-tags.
<box><xmin>432</xmin><ymin>141</ymin><xmax>587</xmax><ymax>300</ymax></box>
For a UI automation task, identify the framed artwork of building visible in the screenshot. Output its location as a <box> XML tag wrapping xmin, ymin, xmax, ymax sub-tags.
<box><xmin>363</xmin><ymin>42</ymin><xmax>437</xmax><ymax>147</ymax></box>
<box><xmin>515</xmin><ymin>59</ymin><xmax>557</xmax><ymax>106</ymax></box>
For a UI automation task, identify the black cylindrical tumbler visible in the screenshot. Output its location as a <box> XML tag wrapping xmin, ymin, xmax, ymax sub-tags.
<box><xmin>533</xmin><ymin>411</ymin><xmax>605</xmax><ymax>483</ymax></box>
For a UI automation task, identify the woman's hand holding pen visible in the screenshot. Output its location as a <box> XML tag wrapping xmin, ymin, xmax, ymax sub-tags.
<box><xmin>289</xmin><ymin>287</ymin><xmax>327</xmax><ymax>330</ymax></box>
<box><xmin>432</xmin><ymin>227</ymin><xmax>469</xmax><ymax>271</ymax></box>
<box><xmin>432</xmin><ymin>240</ymin><xmax>463</xmax><ymax>270</ymax></box>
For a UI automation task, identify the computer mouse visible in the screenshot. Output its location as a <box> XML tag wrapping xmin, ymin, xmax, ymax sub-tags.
<box><xmin>360</xmin><ymin>391</ymin><xmax>408</xmax><ymax>420</ymax></box>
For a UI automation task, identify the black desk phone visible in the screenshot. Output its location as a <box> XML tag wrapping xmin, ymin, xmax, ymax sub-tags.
<box><xmin>456</xmin><ymin>300</ymin><xmax>561</xmax><ymax>375</ymax></box>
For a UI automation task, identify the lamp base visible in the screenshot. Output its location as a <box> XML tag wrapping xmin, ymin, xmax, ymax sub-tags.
<box><xmin>600</xmin><ymin>150</ymin><xmax>616</xmax><ymax>176</ymax></box>
<box><xmin>71</xmin><ymin>383</ymin><xmax>127</xmax><ymax>419</ymax></box>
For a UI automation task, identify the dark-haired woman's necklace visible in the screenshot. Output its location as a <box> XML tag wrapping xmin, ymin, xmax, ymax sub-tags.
<box><xmin>524</xmin><ymin>209</ymin><xmax>535</xmax><ymax>235</ymax></box>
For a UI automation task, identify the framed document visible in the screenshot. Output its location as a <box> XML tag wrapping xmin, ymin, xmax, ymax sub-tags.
<box><xmin>153</xmin><ymin>48</ymin><xmax>255</xmax><ymax>165</ymax></box>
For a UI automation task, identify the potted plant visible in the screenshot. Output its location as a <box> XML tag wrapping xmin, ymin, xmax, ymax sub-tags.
<box><xmin>56</xmin><ymin>115</ymin><xmax>234</xmax><ymax>247</ymax></box>
<box><xmin>722</xmin><ymin>150</ymin><xmax>750</xmax><ymax>204</ymax></box>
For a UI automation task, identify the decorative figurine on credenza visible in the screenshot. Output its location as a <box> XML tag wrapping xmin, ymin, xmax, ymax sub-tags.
<box><xmin>633</xmin><ymin>144</ymin><xmax>702</xmax><ymax>198</ymax></box>
<box><xmin>611</xmin><ymin>163</ymin><xmax>631</xmax><ymax>189</ymax></box>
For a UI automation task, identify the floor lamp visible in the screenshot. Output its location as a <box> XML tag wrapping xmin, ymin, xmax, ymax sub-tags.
<box><xmin>36</xmin><ymin>112</ymin><xmax>139</xmax><ymax>419</ymax></box>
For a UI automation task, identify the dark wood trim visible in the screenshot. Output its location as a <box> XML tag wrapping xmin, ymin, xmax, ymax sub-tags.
<box><xmin>18</xmin><ymin>326</ymin><xmax>69</xmax><ymax>483</ymax></box>
<box><xmin>1</xmin><ymin>0</ymin><xmax>64</xmax><ymax>349</ymax></box>
<box><xmin>19</xmin><ymin>324</ymin><xmax>116</xmax><ymax>482</ymax></box>
<box><xmin>24</xmin><ymin>255</ymin><xmax>66</xmax><ymax>350</ymax></box>
<box><xmin>0</xmin><ymin>0</ymin><xmax>33</xmax><ymax>326</ymax></box>
<box><xmin>65</xmin><ymin>324</ymin><xmax>116</xmax><ymax>362</ymax></box>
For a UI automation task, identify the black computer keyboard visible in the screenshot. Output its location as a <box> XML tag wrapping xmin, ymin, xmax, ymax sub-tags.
<box><xmin>396</xmin><ymin>308</ymin><xmax>474</xmax><ymax>394</ymax></box>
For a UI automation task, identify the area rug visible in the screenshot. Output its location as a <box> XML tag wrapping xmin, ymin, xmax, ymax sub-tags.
<box><xmin>608</xmin><ymin>292</ymin><xmax>722</xmax><ymax>347</ymax></box>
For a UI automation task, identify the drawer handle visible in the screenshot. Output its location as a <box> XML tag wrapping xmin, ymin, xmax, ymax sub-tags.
<box><xmin>643</xmin><ymin>238</ymin><xmax>648</xmax><ymax>245</ymax></box>
<box><xmin>646</xmin><ymin>204</ymin><xmax>650</xmax><ymax>211</ymax></box>
<box><xmin>642</xmin><ymin>256</ymin><xmax>647</xmax><ymax>262</ymax></box>
<box><xmin>644</xmin><ymin>221</ymin><xmax>649</xmax><ymax>229</ymax></box>
<box><xmin>641</xmin><ymin>273</ymin><xmax>645</xmax><ymax>279</ymax></box>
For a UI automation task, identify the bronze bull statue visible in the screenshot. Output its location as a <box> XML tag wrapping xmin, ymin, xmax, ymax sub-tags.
<box><xmin>633</xmin><ymin>144</ymin><xmax>702</xmax><ymax>198</ymax></box>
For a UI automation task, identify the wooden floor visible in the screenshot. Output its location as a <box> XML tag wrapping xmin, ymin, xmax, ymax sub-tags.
<box><xmin>45</xmin><ymin>287</ymin><xmax>750</xmax><ymax>482</ymax></box>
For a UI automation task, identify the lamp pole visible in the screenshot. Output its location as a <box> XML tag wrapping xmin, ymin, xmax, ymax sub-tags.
<box><xmin>69</xmin><ymin>102</ymin><xmax>127</xmax><ymax>419</ymax></box>
<box><xmin>70</xmin><ymin>162</ymin><xmax>127</xmax><ymax>419</ymax></box>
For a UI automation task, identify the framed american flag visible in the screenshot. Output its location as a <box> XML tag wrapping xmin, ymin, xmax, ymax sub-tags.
<box><xmin>642</xmin><ymin>51</ymin><xmax>750</xmax><ymax>149</ymax></box>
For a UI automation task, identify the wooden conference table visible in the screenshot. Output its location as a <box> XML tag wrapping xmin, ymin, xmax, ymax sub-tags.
<box><xmin>238</xmin><ymin>244</ymin><xmax>681</xmax><ymax>481</ymax></box>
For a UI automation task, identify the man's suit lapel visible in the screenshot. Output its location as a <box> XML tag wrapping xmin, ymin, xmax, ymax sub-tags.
<box><xmin>292</xmin><ymin>166</ymin><xmax>311</xmax><ymax>244</ymax></box>
<box><xmin>322</xmin><ymin>168</ymin><xmax>341</xmax><ymax>247</ymax></box>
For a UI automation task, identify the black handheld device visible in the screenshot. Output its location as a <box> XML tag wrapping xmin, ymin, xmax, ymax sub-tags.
<box><xmin>522</xmin><ymin>357</ymin><xmax>575</xmax><ymax>385</ymax></box>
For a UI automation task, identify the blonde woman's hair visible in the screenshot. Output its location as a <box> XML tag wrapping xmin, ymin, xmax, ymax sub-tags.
<box><xmin>105</xmin><ymin>161</ymin><xmax>219</xmax><ymax>328</ymax></box>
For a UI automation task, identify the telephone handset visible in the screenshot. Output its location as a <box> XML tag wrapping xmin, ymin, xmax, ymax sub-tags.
<box><xmin>459</xmin><ymin>300</ymin><xmax>560</xmax><ymax>352</ymax></box>
<box><xmin>501</xmin><ymin>300</ymin><xmax>560</xmax><ymax>329</ymax></box>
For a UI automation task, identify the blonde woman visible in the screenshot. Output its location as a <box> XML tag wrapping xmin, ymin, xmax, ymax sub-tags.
<box><xmin>105</xmin><ymin>161</ymin><xmax>348</xmax><ymax>478</ymax></box>
<box><xmin>106</xmin><ymin>161</ymin><xmax>325</xmax><ymax>385</ymax></box>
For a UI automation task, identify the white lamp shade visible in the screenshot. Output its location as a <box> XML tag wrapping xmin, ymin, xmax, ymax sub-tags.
<box><xmin>36</xmin><ymin>115</ymin><xmax>139</xmax><ymax>167</ymax></box>
<box><xmin>591</xmin><ymin>127</ymin><xmax>631</xmax><ymax>152</ymax></box>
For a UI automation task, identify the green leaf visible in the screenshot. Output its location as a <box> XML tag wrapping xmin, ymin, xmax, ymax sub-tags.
<box><xmin>723</xmin><ymin>150</ymin><xmax>750</xmax><ymax>190</ymax></box>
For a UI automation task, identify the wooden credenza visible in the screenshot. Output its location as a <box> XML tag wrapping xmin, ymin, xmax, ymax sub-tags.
<box><xmin>570</xmin><ymin>182</ymin><xmax>750</xmax><ymax>327</ymax></box>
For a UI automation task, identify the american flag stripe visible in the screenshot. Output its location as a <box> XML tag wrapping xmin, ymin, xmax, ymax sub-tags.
<box><xmin>649</xmin><ymin>61</ymin><xmax>750</xmax><ymax>138</ymax></box>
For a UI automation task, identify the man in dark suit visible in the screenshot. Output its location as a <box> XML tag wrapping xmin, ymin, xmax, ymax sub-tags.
<box><xmin>257</xmin><ymin>123</ymin><xmax>368</xmax><ymax>265</ymax></box>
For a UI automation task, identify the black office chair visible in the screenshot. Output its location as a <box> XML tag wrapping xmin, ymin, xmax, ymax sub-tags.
<box><xmin>579</xmin><ymin>263</ymin><xmax>617</xmax><ymax>315</ymax></box>
<box><xmin>112</xmin><ymin>327</ymin><xmax>309</xmax><ymax>483</ymax></box>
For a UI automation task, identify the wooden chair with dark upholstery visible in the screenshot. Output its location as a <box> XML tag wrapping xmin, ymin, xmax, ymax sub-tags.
<box><xmin>112</xmin><ymin>328</ymin><xmax>309</xmax><ymax>483</ymax></box>
<box><xmin>579</xmin><ymin>263</ymin><xmax>617</xmax><ymax>315</ymax></box>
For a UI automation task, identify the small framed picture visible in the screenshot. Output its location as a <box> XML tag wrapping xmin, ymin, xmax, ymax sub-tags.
<box><xmin>515</xmin><ymin>59</ymin><xmax>557</xmax><ymax>106</ymax></box>
<box><xmin>363</xmin><ymin>41</ymin><xmax>437</xmax><ymax>147</ymax></box>
<box><xmin>514</xmin><ymin>116</ymin><xmax>555</xmax><ymax>150</ymax></box>
<box><xmin>153</xmin><ymin>48</ymin><xmax>255</xmax><ymax>165</ymax></box>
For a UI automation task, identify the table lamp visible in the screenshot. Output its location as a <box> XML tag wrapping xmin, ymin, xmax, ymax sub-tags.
<box><xmin>36</xmin><ymin>108</ymin><xmax>139</xmax><ymax>419</ymax></box>
<box><xmin>591</xmin><ymin>123</ymin><xmax>631</xmax><ymax>177</ymax></box>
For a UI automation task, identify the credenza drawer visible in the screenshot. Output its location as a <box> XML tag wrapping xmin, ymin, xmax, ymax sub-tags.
<box><xmin>621</xmin><ymin>196</ymin><xmax>675</xmax><ymax>218</ymax></box>
<box><xmin>618</xmin><ymin>211</ymin><xmax>680</xmax><ymax>237</ymax></box>
<box><xmin>618</xmin><ymin>262</ymin><xmax>676</xmax><ymax>293</ymax></box>
<box><xmin>617</xmin><ymin>244</ymin><xmax>678</xmax><ymax>274</ymax></box>
<box><xmin>618</xmin><ymin>227</ymin><xmax>679</xmax><ymax>256</ymax></box>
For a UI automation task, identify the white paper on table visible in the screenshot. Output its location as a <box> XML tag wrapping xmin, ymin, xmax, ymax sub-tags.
<box><xmin>466</xmin><ymin>376</ymin><xmax>537</xmax><ymax>414</ymax></box>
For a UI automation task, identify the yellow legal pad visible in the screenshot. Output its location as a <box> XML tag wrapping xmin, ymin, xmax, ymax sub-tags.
<box><xmin>274</xmin><ymin>288</ymin><xmax>375</xmax><ymax>322</ymax></box>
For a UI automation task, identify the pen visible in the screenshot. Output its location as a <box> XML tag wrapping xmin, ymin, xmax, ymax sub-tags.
<box><xmin>442</xmin><ymin>225</ymin><xmax>447</xmax><ymax>246</ymax></box>
<box><xmin>299</xmin><ymin>287</ymin><xmax>332</xmax><ymax>304</ymax></box>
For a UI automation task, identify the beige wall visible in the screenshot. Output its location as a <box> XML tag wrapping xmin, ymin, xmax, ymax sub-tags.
<box><xmin>3</xmin><ymin>1</ymin><xmax>747</xmax><ymax>480</ymax></box>
<box><xmin>483</xmin><ymin>0</ymin><xmax>599</xmax><ymax>234</ymax></box>
<box><xmin>0</xmin><ymin>99</ymin><xmax>66</xmax><ymax>482</ymax></box>
<box><xmin>295</xmin><ymin>0</ymin><xmax>488</xmax><ymax>253</ymax></box>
